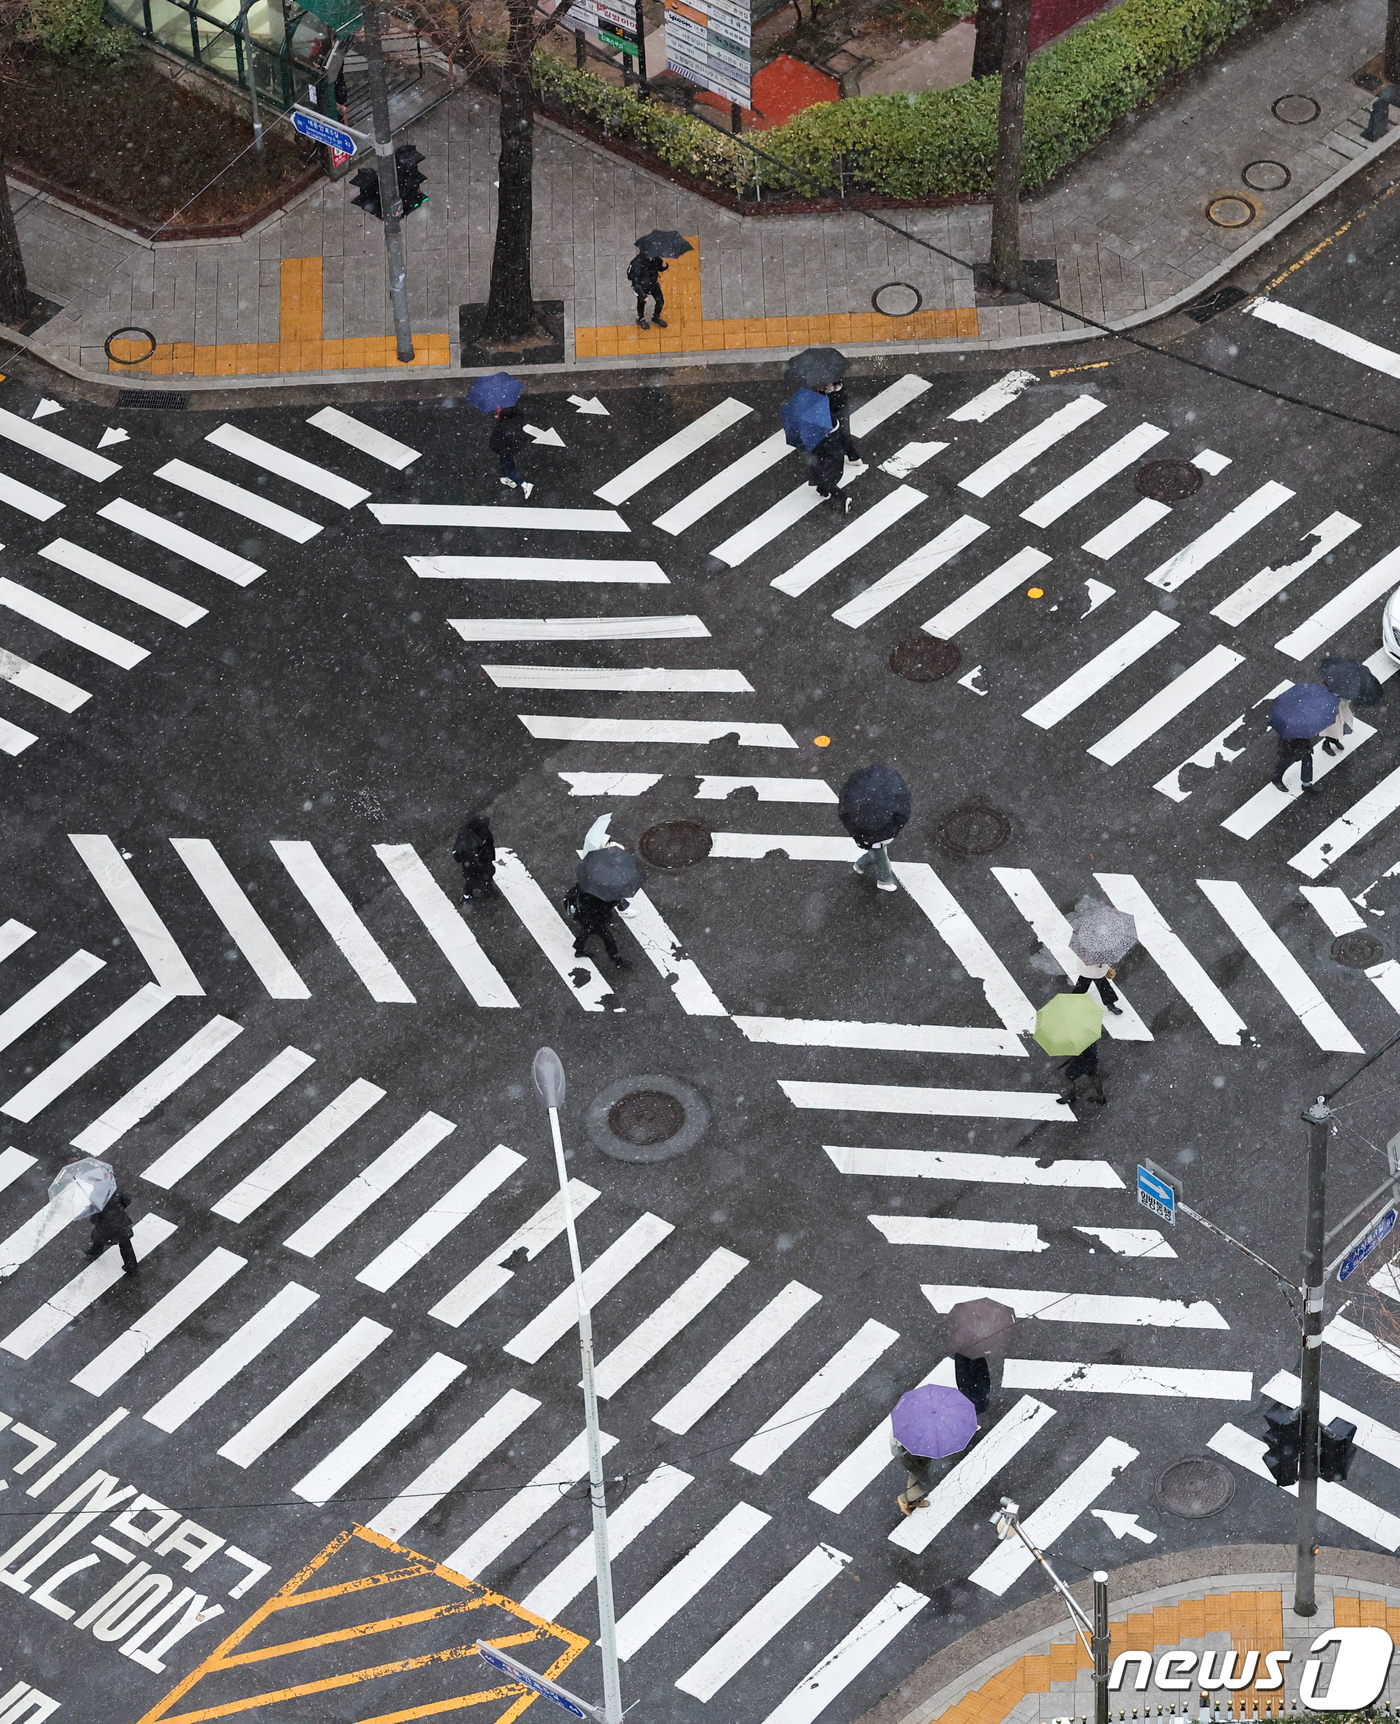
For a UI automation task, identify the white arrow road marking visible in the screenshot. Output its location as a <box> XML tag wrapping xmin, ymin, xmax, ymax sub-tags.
<box><xmin>98</xmin><ymin>428</ymin><xmax>129</xmax><ymax>448</ymax></box>
<box><xmin>1091</xmin><ymin>1508</ymin><xmax>1157</xmax><ymax>1542</ymax></box>
<box><xmin>523</xmin><ymin>424</ymin><xmax>565</xmax><ymax>446</ymax></box>
<box><xmin>568</xmin><ymin>394</ymin><xmax>609</xmax><ymax>414</ymax></box>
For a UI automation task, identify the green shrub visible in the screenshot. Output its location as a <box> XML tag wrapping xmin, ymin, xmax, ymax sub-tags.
<box><xmin>534</xmin><ymin>0</ymin><xmax>1275</xmax><ymax>200</ymax></box>
<box><xmin>21</xmin><ymin>0</ymin><xmax>135</xmax><ymax>62</ymax></box>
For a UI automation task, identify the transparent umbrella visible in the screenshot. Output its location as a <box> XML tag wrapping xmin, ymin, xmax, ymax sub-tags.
<box><xmin>49</xmin><ymin>1157</ymin><xmax>116</xmax><ymax>1218</ymax></box>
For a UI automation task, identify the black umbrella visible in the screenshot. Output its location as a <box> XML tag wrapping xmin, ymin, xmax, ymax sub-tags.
<box><xmin>784</xmin><ymin>347</ymin><xmax>848</xmax><ymax>389</ymax></box>
<box><xmin>838</xmin><ymin>765</ymin><xmax>911</xmax><ymax>845</ymax></box>
<box><xmin>1321</xmin><ymin>655</ymin><xmax>1385</xmax><ymax>706</ymax></box>
<box><xmin>576</xmin><ymin>848</ymin><xmax>645</xmax><ymax>902</ymax></box>
<box><xmin>635</xmin><ymin>230</ymin><xmax>693</xmax><ymax>259</ymax></box>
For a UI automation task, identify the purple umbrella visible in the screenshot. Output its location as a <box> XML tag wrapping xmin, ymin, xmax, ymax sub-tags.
<box><xmin>891</xmin><ymin>1384</ymin><xmax>978</xmax><ymax>1460</ymax></box>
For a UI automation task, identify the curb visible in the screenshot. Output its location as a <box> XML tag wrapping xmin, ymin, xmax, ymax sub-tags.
<box><xmin>11</xmin><ymin>89</ymin><xmax>1400</xmax><ymax>399</ymax></box>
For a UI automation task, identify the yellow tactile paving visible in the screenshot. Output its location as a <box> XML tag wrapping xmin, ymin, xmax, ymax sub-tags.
<box><xmin>108</xmin><ymin>257</ymin><xmax>452</xmax><ymax>377</ymax></box>
<box><xmin>574</xmin><ymin>237</ymin><xmax>979</xmax><ymax>358</ymax></box>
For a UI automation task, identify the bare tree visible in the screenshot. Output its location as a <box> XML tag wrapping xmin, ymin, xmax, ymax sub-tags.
<box><xmin>987</xmin><ymin>0</ymin><xmax>1031</xmax><ymax>293</ymax></box>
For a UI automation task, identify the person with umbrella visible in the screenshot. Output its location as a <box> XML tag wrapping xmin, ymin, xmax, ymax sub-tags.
<box><xmin>467</xmin><ymin>373</ymin><xmax>534</xmax><ymax>498</ymax></box>
<box><xmin>785</xmin><ymin>348</ymin><xmax>859</xmax><ymax>461</ymax></box>
<box><xmin>629</xmin><ymin>231</ymin><xmax>690</xmax><ymax>331</ymax></box>
<box><xmin>839</xmin><ymin>764</ymin><xmax>910</xmax><ymax>893</ymax></box>
<box><xmin>1268</xmin><ymin>683</ymin><xmax>1339</xmax><ymax>793</ymax></box>
<box><xmin>889</xmin><ymin>1383</ymin><xmax>978</xmax><ymax>1515</ymax></box>
<box><xmin>566</xmin><ymin>846</ymin><xmax>645</xmax><ymax>970</ymax></box>
<box><xmin>780</xmin><ymin>388</ymin><xmax>852</xmax><ymax>514</ymax></box>
<box><xmin>1035</xmin><ymin>991</ymin><xmax>1107</xmax><ymax>1107</ymax></box>
<box><xmin>1319</xmin><ymin>656</ymin><xmax>1383</xmax><ymax>757</ymax></box>
<box><xmin>454</xmin><ymin>814</ymin><xmax>499</xmax><ymax>906</ymax></box>
<box><xmin>1068</xmin><ymin>903</ymin><xmax>1135</xmax><ymax>1017</ymax></box>
<box><xmin>85</xmin><ymin>1186</ymin><xmax>139</xmax><ymax>1275</ymax></box>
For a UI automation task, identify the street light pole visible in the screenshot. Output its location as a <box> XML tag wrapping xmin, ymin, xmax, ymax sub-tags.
<box><xmin>532</xmin><ymin>1048</ymin><xmax>623</xmax><ymax>1724</ymax></box>
<box><xmin>361</xmin><ymin>0</ymin><xmax>415</xmax><ymax>363</ymax></box>
<box><xmin>1294</xmin><ymin>1096</ymin><xmax>1331</xmax><ymax>1618</ymax></box>
<box><xmin>1092</xmin><ymin>1570</ymin><xmax>1110</xmax><ymax>1724</ymax></box>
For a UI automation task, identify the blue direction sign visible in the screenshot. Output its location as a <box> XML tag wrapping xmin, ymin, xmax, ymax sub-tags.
<box><xmin>291</xmin><ymin>106</ymin><xmax>360</xmax><ymax>156</ymax></box>
<box><xmin>1137</xmin><ymin>1164</ymin><xmax>1177</xmax><ymax>1227</ymax></box>
<box><xmin>473</xmin><ymin>1643</ymin><xmax>606</xmax><ymax>1723</ymax></box>
<box><xmin>1337</xmin><ymin>1206</ymin><xmax>1398</xmax><ymax>1283</ymax></box>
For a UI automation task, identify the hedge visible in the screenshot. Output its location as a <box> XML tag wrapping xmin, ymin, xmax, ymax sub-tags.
<box><xmin>532</xmin><ymin>0</ymin><xmax>1277</xmax><ymax>200</ymax></box>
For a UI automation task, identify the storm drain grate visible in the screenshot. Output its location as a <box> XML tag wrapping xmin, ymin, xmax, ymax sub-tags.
<box><xmin>1156</xmin><ymin>1455</ymin><xmax>1236</xmax><ymax>1517</ymax></box>
<box><xmin>1332</xmin><ymin>932</ymin><xmax>1384</xmax><ymax>968</ymax></box>
<box><xmin>1136</xmin><ymin>459</ymin><xmax>1203</xmax><ymax>502</ymax></box>
<box><xmin>640</xmin><ymin>819</ymin><xmax>712</xmax><ymax>869</ymax></box>
<box><xmin>890</xmin><ymin>635</ymin><xmax>963</xmax><ymax>682</ymax></box>
<box><xmin>938</xmin><ymin>803</ymin><xmax>1012</xmax><ymax>857</ymax></box>
<box><xmin>118</xmin><ymin>391</ymin><xmax>190</xmax><ymax>410</ymax></box>
<box><xmin>1182</xmin><ymin>284</ymin><xmax>1250</xmax><ymax>324</ymax></box>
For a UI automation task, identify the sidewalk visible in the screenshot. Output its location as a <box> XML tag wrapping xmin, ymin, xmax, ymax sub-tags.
<box><xmin>857</xmin><ymin>1543</ymin><xmax>1400</xmax><ymax>1724</ymax></box>
<box><xmin>9</xmin><ymin>0</ymin><xmax>1396</xmax><ymax>392</ymax></box>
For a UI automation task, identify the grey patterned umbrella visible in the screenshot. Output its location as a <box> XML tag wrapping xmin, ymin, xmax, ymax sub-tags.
<box><xmin>1069</xmin><ymin>904</ymin><xmax>1137</xmax><ymax>967</ymax></box>
<box><xmin>946</xmin><ymin>1297</ymin><xmax>1016</xmax><ymax>1357</ymax></box>
<box><xmin>576</xmin><ymin>847</ymin><xmax>644</xmax><ymax>902</ymax></box>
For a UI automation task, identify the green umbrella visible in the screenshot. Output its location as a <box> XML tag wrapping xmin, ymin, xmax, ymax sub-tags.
<box><xmin>1033</xmin><ymin>992</ymin><xmax>1104</xmax><ymax>1056</ymax></box>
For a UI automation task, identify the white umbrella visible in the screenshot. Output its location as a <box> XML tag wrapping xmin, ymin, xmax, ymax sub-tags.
<box><xmin>48</xmin><ymin>1157</ymin><xmax>116</xmax><ymax>1219</ymax></box>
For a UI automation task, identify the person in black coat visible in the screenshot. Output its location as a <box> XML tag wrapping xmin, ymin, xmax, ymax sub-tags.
<box><xmin>1062</xmin><ymin>1042</ymin><xmax>1106</xmax><ymax>1106</ymax></box>
<box><xmin>86</xmin><ymin>1190</ymin><xmax>138</xmax><ymax>1276</ymax></box>
<box><xmin>627</xmin><ymin>252</ymin><xmax>668</xmax><ymax>329</ymax></box>
<box><xmin>454</xmin><ymin>816</ymin><xmax>498</xmax><ymax>904</ymax></box>
<box><xmin>490</xmin><ymin>406</ymin><xmax>533</xmax><ymax>496</ymax></box>
<box><xmin>807</xmin><ymin>430</ymin><xmax>851</xmax><ymax>514</ymax></box>
<box><xmin>824</xmin><ymin>382</ymin><xmax>860</xmax><ymax>459</ymax></box>
<box><xmin>567</xmin><ymin>887</ymin><xmax>632</xmax><ymax>970</ymax></box>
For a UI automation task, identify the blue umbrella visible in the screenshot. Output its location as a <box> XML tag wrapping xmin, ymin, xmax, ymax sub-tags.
<box><xmin>779</xmin><ymin>388</ymin><xmax>833</xmax><ymax>452</ymax></box>
<box><xmin>466</xmin><ymin>372</ymin><xmax>525</xmax><ymax>412</ymax></box>
<box><xmin>1270</xmin><ymin>682</ymin><xmax>1339</xmax><ymax>740</ymax></box>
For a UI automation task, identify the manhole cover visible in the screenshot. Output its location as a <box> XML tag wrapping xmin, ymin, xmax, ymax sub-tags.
<box><xmin>872</xmin><ymin>281</ymin><xmax>923</xmax><ymax>317</ymax></box>
<box><xmin>890</xmin><ymin>635</ymin><xmax>963</xmax><ymax>682</ymax></box>
<box><xmin>1207</xmin><ymin>195</ymin><xmax>1256</xmax><ymax>228</ymax></box>
<box><xmin>609</xmin><ymin>1089</ymin><xmax>687</xmax><ymax>1145</ymax></box>
<box><xmin>1273</xmin><ymin>92</ymin><xmax>1321</xmax><ymax>124</ymax></box>
<box><xmin>1156</xmin><ymin>1455</ymin><xmax>1236</xmax><ymax>1517</ymax></box>
<box><xmin>1243</xmin><ymin>158</ymin><xmax>1291</xmax><ymax>191</ymax></box>
<box><xmin>1332</xmin><ymin>931</ymin><xmax>1384</xmax><ymax>968</ymax></box>
<box><xmin>640</xmin><ymin>820</ymin><xmax>712</xmax><ymax>869</ymax></box>
<box><xmin>938</xmin><ymin>803</ymin><xmax>1012</xmax><ymax>857</ymax></box>
<box><xmin>1135</xmin><ymin>459</ymin><xmax>1203</xmax><ymax>502</ymax></box>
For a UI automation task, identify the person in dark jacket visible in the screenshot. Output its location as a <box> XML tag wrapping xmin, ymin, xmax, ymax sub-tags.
<box><xmin>1272</xmin><ymin>732</ymin><xmax>1320</xmax><ymax>792</ymax></box>
<box><xmin>86</xmin><ymin>1190</ymin><xmax>138</xmax><ymax>1276</ymax></box>
<box><xmin>567</xmin><ymin>887</ymin><xmax>632</xmax><ymax>970</ymax></box>
<box><xmin>490</xmin><ymin>406</ymin><xmax>534</xmax><ymax>497</ymax></box>
<box><xmin>839</xmin><ymin>766</ymin><xmax>911</xmax><ymax>894</ymax></box>
<box><xmin>627</xmin><ymin>251</ymin><xmax>668</xmax><ymax>329</ymax></box>
<box><xmin>1062</xmin><ymin>1042</ymin><xmax>1106</xmax><ymax>1106</ymax></box>
<box><xmin>824</xmin><ymin>382</ymin><xmax>860</xmax><ymax>460</ymax></box>
<box><xmin>807</xmin><ymin>430</ymin><xmax>851</xmax><ymax>514</ymax></box>
<box><xmin>454</xmin><ymin>816</ymin><xmax>498</xmax><ymax>904</ymax></box>
<box><xmin>954</xmin><ymin>1352</ymin><xmax>992</xmax><ymax>1414</ymax></box>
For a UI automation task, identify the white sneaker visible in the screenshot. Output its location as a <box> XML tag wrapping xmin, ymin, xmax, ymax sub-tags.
<box><xmin>877</xmin><ymin>878</ymin><xmax>899</xmax><ymax>892</ymax></box>
<box><xmin>500</xmin><ymin>477</ymin><xmax>517</xmax><ymax>488</ymax></box>
<box><xmin>521</xmin><ymin>482</ymin><xmax>534</xmax><ymax>498</ymax></box>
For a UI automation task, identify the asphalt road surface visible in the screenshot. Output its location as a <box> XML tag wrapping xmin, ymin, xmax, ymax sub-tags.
<box><xmin>8</xmin><ymin>171</ymin><xmax>1400</xmax><ymax>1724</ymax></box>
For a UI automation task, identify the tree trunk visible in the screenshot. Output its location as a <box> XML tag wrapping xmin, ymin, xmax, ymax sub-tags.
<box><xmin>481</xmin><ymin>0</ymin><xmax>539</xmax><ymax>342</ymax></box>
<box><xmin>971</xmin><ymin>0</ymin><xmax>1005</xmax><ymax>79</ymax></box>
<box><xmin>1386</xmin><ymin>0</ymin><xmax>1400</xmax><ymax>85</ymax></box>
<box><xmin>988</xmin><ymin>0</ymin><xmax>1032</xmax><ymax>291</ymax></box>
<box><xmin>0</xmin><ymin>151</ymin><xmax>36</xmax><ymax>329</ymax></box>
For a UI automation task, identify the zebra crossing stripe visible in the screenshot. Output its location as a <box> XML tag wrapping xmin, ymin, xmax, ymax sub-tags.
<box><xmin>709</xmin><ymin>461</ymin><xmax>868</xmax><ymax>569</ymax></box>
<box><xmin>562</xmin><ymin>772</ymin><xmax>665</xmax><ymax>796</ymax></box>
<box><xmin>72</xmin><ymin>1247</ymin><xmax>246</xmax><ymax>1396</ymax></box>
<box><xmin>1289</xmin><ymin>764</ymin><xmax>1400</xmax><ymax>878</ymax></box>
<box><xmin>492</xmin><ymin>848</ymin><xmax>613</xmax><ymax>1010</ymax></box>
<box><xmin>832</xmin><ymin>515</ymin><xmax>989</xmax><ymax>630</ymax></box>
<box><xmin>307</xmin><ymin>405</ymin><xmax>420</xmax><ymax>469</ymax></box>
<box><xmin>1076</xmin><ymin>1227</ymin><xmax>1174</xmax><ymax>1257</ymax></box>
<box><xmin>487</xmin><ymin>665</ymin><xmax>751</xmax><ymax>691</ymax></box>
<box><xmin>781</xmin><ymin>1080</ymin><xmax>1074</xmax><ymax>1123</ymax></box>
<box><xmin>1</xmin><ymin>1215</ymin><xmax>177</xmax><ymax>1359</ymax></box>
<box><xmin>1002</xmin><ymin>1361</ymin><xmax>1251</xmax><ymax>1397</ymax></box>
<box><xmin>1197</xmin><ymin>878</ymin><xmax>1361</xmax><ymax>1051</ymax></box>
<box><xmin>71</xmin><ymin>1015</ymin><xmax>243</xmax><ymax>1156</ymax></box>
<box><xmin>771</xmin><ymin>485</ymin><xmax>926</xmax><ymax>597</ymax></box>
<box><xmin>141</xmin><ymin>1046</ymin><xmax>316</xmax><ymax>1189</ymax></box>
<box><xmin>710</xmin><ymin>834</ymin><xmax>860</xmax><ymax>860</ymax></box>
<box><xmin>1020</xmin><ymin>423</ymin><xmax>1168</xmax><ymax>527</ymax></box>
<box><xmin>0</xmin><ymin>406</ymin><xmax>121</xmax><ymax>481</ymax></box>
<box><xmin>282</xmin><ymin>1112</ymin><xmax>458</xmax><ymax>1259</ymax></box>
<box><xmin>371</xmin><ymin>504</ymin><xmax>628</xmax><ymax>530</ymax></box>
<box><xmin>809</xmin><ymin>1359</ymin><xmax>956</xmax><ymax>1514</ymax></box>
<box><xmin>870</xmin><ymin>1216</ymin><xmax>1047</xmax><ymax>1251</ymax></box>
<box><xmin>948</xmin><ymin>371</ymin><xmax>1036</xmax><ymax>421</ymax></box>
<box><xmin>0</xmin><ymin>950</ymin><xmax>105</xmax><ymax>1054</ymax></box>
<box><xmin>217</xmin><ymin>1316</ymin><xmax>392</xmax><ymax>1468</ymax></box>
<box><xmin>0</xmin><ymin>1146</ymin><xmax>34</xmax><ymax>1195</ymax></box>
<box><xmin>365</xmin><ymin>1388</ymin><xmax>540</xmax><ymax>1544</ymax></box>
<box><xmin>1275</xmin><ymin>545</ymin><xmax>1400</xmax><ymax>660</ymax></box>
<box><xmin>675</xmin><ymin>1543</ymin><xmax>853</xmax><ymax>1701</ymax></box>
<box><xmin>0</xmin><ymin>1193</ymin><xmax>86</xmax><ymax>1278</ymax></box>
<box><xmin>169</xmin><ymin>837</ymin><xmax>310</xmax><ymax>999</ymax></box>
<box><xmin>881</xmin><ymin>440</ymin><xmax>948</xmax><ymax>476</ymax></box>
<box><xmin>1262</xmin><ymin>1369</ymin><xmax>1400</xmax><ymax>1472</ymax></box>
<box><xmin>654</xmin><ymin>1281</ymin><xmax>822</xmax><ymax>1434</ymax></box>
<box><xmin>1023</xmin><ymin>612</ymin><xmax>1179</xmax><ymax>729</ymax></box>
<box><xmin>596</xmin><ymin>398</ymin><xmax>752</xmax><ymax>504</ymax></box>
<box><xmin>1301</xmin><ymin>886</ymin><xmax>1400</xmax><ymax>1016</ymax></box>
<box><xmin>204</xmin><ymin>424</ymin><xmax>370</xmax><ymax>508</ymax></box>
<box><xmin>1211</xmin><ymin>512</ymin><xmax>1360</xmax><ymax>625</ymax></box>
<box><xmin>520</xmin><ymin>715</ymin><xmax>796</xmax><ymax>747</ymax></box>
<box><xmin>759</xmin><ymin>1584</ymin><xmax>930</xmax><ymax>1724</ymax></box>
<box><xmin>1082</xmin><ymin>498</ymin><xmax>1172</xmax><ymax>560</ymax></box>
<box><xmin>594</xmin><ymin>1248</ymin><xmax>748</xmax><ymax>1399</ymax></box>
<box><xmin>0</xmin><ymin>642</ymin><xmax>90</xmax><ymax>711</ymax></box>
<box><xmin>0</xmin><ymin>921</ymin><xmax>34</xmax><ymax>962</ymax></box>
<box><xmin>291</xmin><ymin>1352</ymin><xmax>467</xmax><ymax>1506</ymax></box>
<box><xmin>143</xmin><ymin>1283</ymin><xmax>319</xmax><ymax>1432</ymax></box>
<box><xmin>1208</xmin><ymin>1421</ymin><xmax>1400</xmax><ymax>1551</ymax></box>
<box><xmin>622</xmin><ymin>890</ymin><xmax>728</xmax><ymax>1015</ymax></box>
<box><xmin>921</xmin><ymin>1284</ymin><xmax>1229</xmax><ymax>1327</ymax></box>
<box><xmin>426</xmin><ymin>1180</ymin><xmax>600</xmax><ymax>1325</ymax></box>
<box><xmin>0</xmin><ymin>716</ymin><xmax>36</xmax><ymax>755</ymax></box>
<box><xmin>99</xmin><ymin>498</ymin><xmax>264</xmax><ymax>586</ymax></box>
<box><xmin>823</xmin><ymin>1144</ymin><xmax>1125</xmax><ymax>1186</ymax></box>
<box><xmin>921</xmin><ymin>547</ymin><xmax>1052</xmax><ymax>641</ymax></box>
<box><xmin>374</xmin><ymin>843</ymin><xmax>518</xmax><ymax>1007</ymax></box>
<box><xmin>1095</xmin><ymin>873</ymin><xmax>1247</xmax><ymax>1045</ymax></box>
<box><xmin>0</xmin><ymin>470</ymin><xmax>63</xmax><ymax>520</ymax></box>
<box><xmin>731</xmin><ymin>1319</ymin><xmax>899</xmax><ymax>1475</ymax></box>
<box><xmin>157</xmin><ymin>459</ymin><xmax>322</xmax><ymax>543</ymax></box>
<box><xmin>1324</xmin><ymin>1313</ymin><xmax>1400</xmax><ymax>1383</ymax></box>
<box><xmin>39</xmin><ymin>539</ymin><xmax>206</xmax><ymax>627</ymax></box>
<box><xmin>969</xmin><ymin>1436</ymin><xmax>1139</xmax><ymax>1594</ymax></box>
<box><xmin>616</xmin><ymin>1503</ymin><xmax>772</xmax><ymax>1660</ymax></box>
<box><xmin>1249</xmin><ymin>297</ymin><xmax>1400</xmax><ymax>378</ymax></box>
<box><xmin>519</xmin><ymin>1464</ymin><xmax>693</xmax><ymax>1621</ymax></box>
<box><xmin>503</xmin><ymin>1212</ymin><xmax>675</xmax><ymax>1363</ymax></box>
<box><xmin>210</xmin><ymin>1078</ymin><xmax>386</xmax><ymax>1223</ymax></box>
<box><xmin>1144</xmin><ymin>482</ymin><xmax>1295</xmax><ymax>592</ymax></box>
<box><xmin>732</xmin><ymin>1018</ymin><xmax>1023</xmax><ymax>1055</ymax></box>
<box><xmin>271</xmin><ymin>839</ymin><xmax>415</xmax><ymax>1003</ymax></box>
<box><xmin>442</xmin><ymin>1427</ymin><xmax>617</xmax><ymax>1582</ymax></box>
<box><xmin>2</xmin><ymin>983</ymin><xmax>175</xmax><ymax>1123</ymax></box>
<box><xmin>959</xmin><ymin>398</ymin><xmax>1105</xmax><ymax>497</ymax></box>
<box><xmin>1086</xmin><ymin>646</ymin><xmax>1245</xmax><ymax>765</ymax></box>
<box><xmin>450</xmin><ymin>615</ymin><xmax>710</xmax><ymax>642</ymax></box>
<box><xmin>653</xmin><ymin>430</ymin><xmax>794</xmax><ymax>535</ymax></box>
<box><xmin>1220</xmin><ymin>719</ymin><xmax>1376</xmax><ymax>838</ymax></box>
<box><xmin>411</xmin><ymin>557</ymin><xmax>667</xmax><ymax>583</ymax></box>
<box><xmin>68</xmin><ymin>835</ymin><xmax>202</xmax><ymax>995</ymax></box>
<box><xmin>893</xmin><ymin>861</ymin><xmax>1036</xmax><ymax>1033</ymax></box>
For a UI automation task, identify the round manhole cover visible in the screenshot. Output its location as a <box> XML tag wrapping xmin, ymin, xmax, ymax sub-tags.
<box><xmin>1332</xmin><ymin>931</ymin><xmax>1384</xmax><ymax>968</ymax></box>
<box><xmin>1207</xmin><ymin>195</ymin><xmax>1255</xmax><ymax>228</ymax></box>
<box><xmin>890</xmin><ymin>635</ymin><xmax>963</xmax><ymax>682</ymax></box>
<box><xmin>938</xmin><ymin>803</ymin><xmax>1012</xmax><ymax>857</ymax></box>
<box><xmin>640</xmin><ymin>819</ymin><xmax>712</xmax><ymax>869</ymax></box>
<box><xmin>1272</xmin><ymin>92</ymin><xmax>1321</xmax><ymax>124</ymax></box>
<box><xmin>1156</xmin><ymin>1456</ymin><xmax>1236</xmax><ymax>1517</ymax></box>
<box><xmin>586</xmin><ymin>1075</ymin><xmax>710</xmax><ymax>1164</ymax></box>
<box><xmin>1243</xmin><ymin>158</ymin><xmax>1291</xmax><ymax>192</ymax></box>
<box><xmin>1135</xmin><ymin>459</ymin><xmax>1203</xmax><ymax>502</ymax></box>
<box><xmin>872</xmin><ymin>281</ymin><xmax>923</xmax><ymax>317</ymax></box>
<box><xmin>609</xmin><ymin>1089</ymin><xmax>687</xmax><ymax>1145</ymax></box>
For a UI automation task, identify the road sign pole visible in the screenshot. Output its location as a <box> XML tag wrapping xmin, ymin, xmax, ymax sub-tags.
<box><xmin>1295</xmin><ymin>1096</ymin><xmax>1331</xmax><ymax>1618</ymax></box>
<box><xmin>362</xmin><ymin>0</ymin><xmax>415</xmax><ymax>364</ymax></box>
<box><xmin>236</xmin><ymin>0</ymin><xmax>265</xmax><ymax>153</ymax></box>
<box><xmin>534</xmin><ymin>1050</ymin><xmax>623</xmax><ymax>1724</ymax></box>
<box><xmin>1092</xmin><ymin>1571</ymin><xmax>1110</xmax><ymax>1724</ymax></box>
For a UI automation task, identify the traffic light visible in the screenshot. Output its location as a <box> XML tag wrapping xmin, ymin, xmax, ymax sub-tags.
<box><xmin>1320</xmin><ymin>1417</ymin><xmax>1359</xmax><ymax>1483</ymax></box>
<box><xmin>1263</xmin><ymin>1406</ymin><xmax>1302</xmax><ymax>1487</ymax></box>
<box><xmin>395</xmin><ymin>145</ymin><xmax>426</xmax><ymax>212</ymax></box>
<box><xmin>350</xmin><ymin>167</ymin><xmax>382</xmax><ymax>219</ymax></box>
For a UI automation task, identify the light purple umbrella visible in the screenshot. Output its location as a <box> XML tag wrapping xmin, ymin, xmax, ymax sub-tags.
<box><xmin>891</xmin><ymin>1385</ymin><xmax>978</xmax><ymax>1460</ymax></box>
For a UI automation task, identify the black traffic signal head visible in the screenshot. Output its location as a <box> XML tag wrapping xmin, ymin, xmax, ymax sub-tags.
<box><xmin>1262</xmin><ymin>1405</ymin><xmax>1302</xmax><ymax>1488</ymax></box>
<box><xmin>1319</xmin><ymin>1417</ymin><xmax>1358</xmax><ymax>1483</ymax></box>
<box><xmin>395</xmin><ymin>144</ymin><xmax>427</xmax><ymax>212</ymax></box>
<box><xmin>350</xmin><ymin>167</ymin><xmax>383</xmax><ymax>219</ymax></box>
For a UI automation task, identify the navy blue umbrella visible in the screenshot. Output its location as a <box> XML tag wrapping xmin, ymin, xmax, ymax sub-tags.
<box><xmin>1270</xmin><ymin>682</ymin><xmax>1339</xmax><ymax>740</ymax></box>
<box><xmin>466</xmin><ymin>372</ymin><xmax>525</xmax><ymax>412</ymax></box>
<box><xmin>1321</xmin><ymin>656</ymin><xmax>1385</xmax><ymax>706</ymax></box>
<box><xmin>779</xmin><ymin>388</ymin><xmax>833</xmax><ymax>452</ymax></box>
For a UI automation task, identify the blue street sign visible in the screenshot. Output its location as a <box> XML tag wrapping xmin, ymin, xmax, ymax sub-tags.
<box><xmin>1337</xmin><ymin>1207</ymin><xmax>1397</xmax><ymax>1283</ymax></box>
<box><xmin>291</xmin><ymin>107</ymin><xmax>359</xmax><ymax>155</ymax></box>
<box><xmin>473</xmin><ymin>1643</ymin><xmax>606</xmax><ymax>1723</ymax></box>
<box><xmin>1137</xmin><ymin>1164</ymin><xmax>1177</xmax><ymax>1226</ymax></box>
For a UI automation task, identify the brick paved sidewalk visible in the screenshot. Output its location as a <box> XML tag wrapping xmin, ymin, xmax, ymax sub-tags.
<box><xmin>9</xmin><ymin>0</ymin><xmax>1396</xmax><ymax>390</ymax></box>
